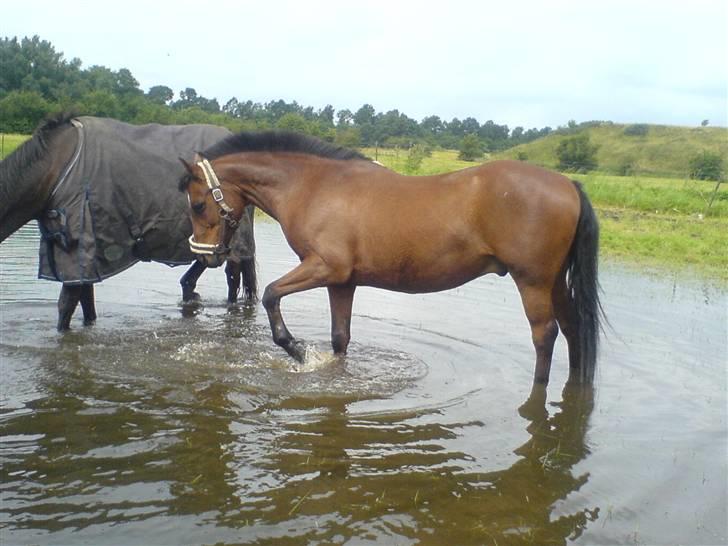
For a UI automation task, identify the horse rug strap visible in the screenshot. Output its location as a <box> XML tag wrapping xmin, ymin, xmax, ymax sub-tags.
<box><xmin>37</xmin><ymin>116</ymin><xmax>255</xmax><ymax>284</ymax></box>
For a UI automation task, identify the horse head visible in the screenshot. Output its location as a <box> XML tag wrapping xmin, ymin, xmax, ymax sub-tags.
<box><xmin>178</xmin><ymin>155</ymin><xmax>244</xmax><ymax>268</ymax></box>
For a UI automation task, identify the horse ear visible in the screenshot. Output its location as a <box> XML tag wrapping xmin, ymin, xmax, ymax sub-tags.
<box><xmin>179</xmin><ymin>157</ymin><xmax>195</xmax><ymax>175</ymax></box>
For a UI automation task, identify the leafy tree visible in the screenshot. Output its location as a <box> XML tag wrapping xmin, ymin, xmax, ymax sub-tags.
<box><xmin>318</xmin><ymin>104</ymin><xmax>335</xmax><ymax>126</ymax></box>
<box><xmin>0</xmin><ymin>90</ymin><xmax>53</xmax><ymax>132</ymax></box>
<box><xmin>353</xmin><ymin>104</ymin><xmax>375</xmax><ymax>126</ymax></box>
<box><xmin>85</xmin><ymin>65</ymin><xmax>119</xmax><ymax>94</ymax></box>
<box><xmin>689</xmin><ymin>151</ymin><xmax>724</xmax><ymax>181</ymax></box>
<box><xmin>334</xmin><ymin>127</ymin><xmax>361</xmax><ymax>148</ymax></box>
<box><xmin>462</xmin><ymin>117</ymin><xmax>480</xmax><ymax>135</ymax></box>
<box><xmin>336</xmin><ymin>108</ymin><xmax>353</xmax><ymax>127</ymax></box>
<box><xmin>458</xmin><ymin>133</ymin><xmax>484</xmax><ymax>161</ymax></box>
<box><xmin>115</xmin><ymin>68</ymin><xmax>141</xmax><ymax>96</ymax></box>
<box><xmin>277</xmin><ymin>112</ymin><xmax>309</xmax><ymax>133</ymax></box>
<box><xmin>0</xmin><ymin>36</ymin><xmax>83</xmax><ymax>102</ymax></box>
<box><xmin>265</xmin><ymin>99</ymin><xmax>300</xmax><ymax>122</ymax></box>
<box><xmin>147</xmin><ymin>85</ymin><xmax>174</xmax><ymax>105</ymax></box>
<box><xmin>556</xmin><ymin>134</ymin><xmax>599</xmax><ymax>172</ymax></box>
<box><xmin>78</xmin><ymin>90</ymin><xmax>121</xmax><ymax>118</ymax></box>
<box><xmin>421</xmin><ymin>115</ymin><xmax>444</xmax><ymax>138</ymax></box>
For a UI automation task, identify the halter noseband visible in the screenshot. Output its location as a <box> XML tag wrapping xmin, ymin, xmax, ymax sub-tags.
<box><xmin>188</xmin><ymin>158</ymin><xmax>240</xmax><ymax>256</ymax></box>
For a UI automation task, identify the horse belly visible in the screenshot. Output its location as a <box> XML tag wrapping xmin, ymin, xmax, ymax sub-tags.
<box><xmin>356</xmin><ymin>251</ymin><xmax>506</xmax><ymax>294</ymax></box>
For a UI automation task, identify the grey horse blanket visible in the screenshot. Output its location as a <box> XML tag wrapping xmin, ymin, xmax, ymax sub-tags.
<box><xmin>39</xmin><ymin>116</ymin><xmax>254</xmax><ymax>284</ymax></box>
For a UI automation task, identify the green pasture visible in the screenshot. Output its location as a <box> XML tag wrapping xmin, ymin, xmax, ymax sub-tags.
<box><xmin>0</xmin><ymin>133</ymin><xmax>28</xmax><ymax>159</ymax></box>
<box><xmin>362</xmin><ymin>147</ymin><xmax>479</xmax><ymax>175</ymax></box>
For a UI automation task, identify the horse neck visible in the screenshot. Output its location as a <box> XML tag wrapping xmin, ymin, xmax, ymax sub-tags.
<box><xmin>0</xmin><ymin>123</ymin><xmax>78</xmax><ymax>242</ymax></box>
<box><xmin>220</xmin><ymin>153</ymin><xmax>307</xmax><ymax>221</ymax></box>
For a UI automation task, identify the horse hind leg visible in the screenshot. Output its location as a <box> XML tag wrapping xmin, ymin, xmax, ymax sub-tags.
<box><xmin>57</xmin><ymin>284</ymin><xmax>82</xmax><ymax>331</ymax></box>
<box><xmin>239</xmin><ymin>256</ymin><xmax>257</xmax><ymax>303</ymax></box>
<box><xmin>514</xmin><ymin>277</ymin><xmax>560</xmax><ymax>385</ymax></box>
<box><xmin>327</xmin><ymin>283</ymin><xmax>356</xmax><ymax>355</ymax></box>
<box><xmin>225</xmin><ymin>260</ymin><xmax>242</xmax><ymax>303</ymax></box>
<box><xmin>79</xmin><ymin>284</ymin><xmax>97</xmax><ymax>325</ymax></box>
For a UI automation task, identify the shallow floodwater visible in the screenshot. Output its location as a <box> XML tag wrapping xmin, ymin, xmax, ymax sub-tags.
<box><xmin>1</xmin><ymin>222</ymin><xmax>726</xmax><ymax>546</ymax></box>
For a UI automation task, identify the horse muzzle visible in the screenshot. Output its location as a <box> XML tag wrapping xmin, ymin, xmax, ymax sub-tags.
<box><xmin>188</xmin><ymin>235</ymin><xmax>229</xmax><ymax>268</ymax></box>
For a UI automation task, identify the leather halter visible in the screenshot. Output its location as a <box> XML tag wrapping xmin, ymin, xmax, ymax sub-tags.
<box><xmin>188</xmin><ymin>159</ymin><xmax>240</xmax><ymax>255</ymax></box>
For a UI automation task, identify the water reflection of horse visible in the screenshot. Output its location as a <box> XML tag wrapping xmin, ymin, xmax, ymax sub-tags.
<box><xmin>0</xmin><ymin>114</ymin><xmax>256</xmax><ymax>330</ymax></box>
<box><xmin>251</xmin><ymin>382</ymin><xmax>597</xmax><ymax>544</ymax></box>
<box><xmin>180</xmin><ymin>131</ymin><xmax>604</xmax><ymax>385</ymax></box>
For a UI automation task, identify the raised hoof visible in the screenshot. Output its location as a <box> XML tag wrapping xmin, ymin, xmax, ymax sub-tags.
<box><xmin>284</xmin><ymin>339</ymin><xmax>307</xmax><ymax>363</ymax></box>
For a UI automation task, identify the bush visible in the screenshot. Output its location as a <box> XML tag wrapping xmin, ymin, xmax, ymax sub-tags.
<box><xmin>617</xmin><ymin>156</ymin><xmax>637</xmax><ymax>176</ymax></box>
<box><xmin>689</xmin><ymin>151</ymin><xmax>724</xmax><ymax>181</ymax></box>
<box><xmin>458</xmin><ymin>134</ymin><xmax>484</xmax><ymax>161</ymax></box>
<box><xmin>404</xmin><ymin>144</ymin><xmax>428</xmax><ymax>174</ymax></box>
<box><xmin>556</xmin><ymin>133</ymin><xmax>599</xmax><ymax>173</ymax></box>
<box><xmin>0</xmin><ymin>90</ymin><xmax>53</xmax><ymax>133</ymax></box>
<box><xmin>624</xmin><ymin>124</ymin><xmax>649</xmax><ymax>136</ymax></box>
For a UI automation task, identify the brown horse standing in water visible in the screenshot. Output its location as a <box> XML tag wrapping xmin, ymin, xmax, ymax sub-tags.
<box><xmin>180</xmin><ymin>131</ymin><xmax>603</xmax><ymax>385</ymax></box>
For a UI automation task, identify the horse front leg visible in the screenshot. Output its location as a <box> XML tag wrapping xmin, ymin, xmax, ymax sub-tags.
<box><xmin>327</xmin><ymin>284</ymin><xmax>356</xmax><ymax>355</ymax></box>
<box><xmin>262</xmin><ymin>256</ymin><xmax>332</xmax><ymax>362</ymax></box>
<box><xmin>79</xmin><ymin>284</ymin><xmax>97</xmax><ymax>325</ymax></box>
<box><xmin>57</xmin><ymin>284</ymin><xmax>82</xmax><ymax>331</ymax></box>
<box><xmin>180</xmin><ymin>260</ymin><xmax>206</xmax><ymax>302</ymax></box>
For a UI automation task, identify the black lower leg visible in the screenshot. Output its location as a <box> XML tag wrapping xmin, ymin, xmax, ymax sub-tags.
<box><xmin>79</xmin><ymin>284</ymin><xmax>97</xmax><ymax>325</ymax></box>
<box><xmin>225</xmin><ymin>260</ymin><xmax>242</xmax><ymax>303</ymax></box>
<box><xmin>57</xmin><ymin>284</ymin><xmax>82</xmax><ymax>331</ymax></box>
<box><xmin>263</xmin><ymin>286</ymin><xmax>305</xmax><ymax>362</ymax></box>
<box><xmin>180</xmin><ymin>261</ymin><xmax>206</xmax><ymax>301</ymax></box>
<box><xmin>240</xmin><ymin>257</ymin><xmax>257</xmax><ymax>302</ymax></box>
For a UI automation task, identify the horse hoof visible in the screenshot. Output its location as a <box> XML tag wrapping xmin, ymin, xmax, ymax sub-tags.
<box><xmin>286</xmin><ymin>340</ymin><xmax>307</xmax><ymax>363</ymax></box>
<box><xmin>182</xmin><ymin>291</ymin><xmax>201</xmax><ymax>303</ymax></box>
<box><xmin>83</xmin><ymin>319</ymin><xmax>96</xmax><ymax>327</ymax></box>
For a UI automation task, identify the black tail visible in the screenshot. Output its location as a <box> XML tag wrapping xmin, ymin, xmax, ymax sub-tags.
<box><xmin>566</xmin><ymin>181</ymin><xmax>604</xmax><ymax>383</ymax></box>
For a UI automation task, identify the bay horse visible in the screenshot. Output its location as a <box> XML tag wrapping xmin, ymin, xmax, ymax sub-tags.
<box><xmin>0</xmin><ymin>113</ymin><xmax>257</xmax><ymax>330</ymax></box>
<box><xmin>179</xmin><ymin>131</ymin><xmax>603</xmax><ymax>385</ymax></box>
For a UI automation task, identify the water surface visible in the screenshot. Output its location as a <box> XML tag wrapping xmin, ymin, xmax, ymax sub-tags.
<box><xmin>1</xmin><ymin>222</ymin><xmax>726</xmax><ymax>545</ymax></box>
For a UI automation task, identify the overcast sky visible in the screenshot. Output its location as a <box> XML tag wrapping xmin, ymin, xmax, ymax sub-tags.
<box><xmin>3</xmin><ymin>0</ymin><xmax>726</xmax><ymax>129</ymax></box>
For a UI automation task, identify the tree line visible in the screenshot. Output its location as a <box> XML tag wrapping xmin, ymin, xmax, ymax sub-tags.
<box><xmin>0</xmin><ymin>35</ymin><xmax>553</xmax><ymax>151</ymax></box>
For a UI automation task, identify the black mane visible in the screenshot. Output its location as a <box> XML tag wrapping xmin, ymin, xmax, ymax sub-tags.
<box><xmin>201</xmin><ymin>130</ymin><xmax>369</xmax><ymax>162</ymax></box>
<box><xmin>0</xmin><ymin>112</ymin><xmax>76</xmax><ymax>219</ymax></box>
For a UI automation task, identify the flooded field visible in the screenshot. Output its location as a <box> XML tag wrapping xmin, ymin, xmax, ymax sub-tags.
<box><xmin>1</xmin><ymin>221</ymin><xmax>726</xmax><ymax>545</ymax></box>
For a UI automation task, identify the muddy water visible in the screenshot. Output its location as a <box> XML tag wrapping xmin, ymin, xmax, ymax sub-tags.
<box><xmin>1</xmin><ymin>222</ymin><xmax>726</xmax><ymax>546</ymax></box>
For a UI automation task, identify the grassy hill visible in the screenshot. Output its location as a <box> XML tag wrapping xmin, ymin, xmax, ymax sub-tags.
<box><xmin>494</xmin><ymin>123</ymin><xmax>728</xmax><ymax>179</ymax></box>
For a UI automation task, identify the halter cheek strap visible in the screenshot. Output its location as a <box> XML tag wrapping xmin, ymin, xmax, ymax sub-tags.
<box><xmin>188</xmin><ymin>159</ymin><xmax>240</xmax><ymax>255</ymax></box>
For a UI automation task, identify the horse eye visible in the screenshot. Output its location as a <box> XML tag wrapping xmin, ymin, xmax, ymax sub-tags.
<box><xmin>191</xmin><ymin>202</ymin><xmax>205</xmax><ymax>214</ymax></box>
